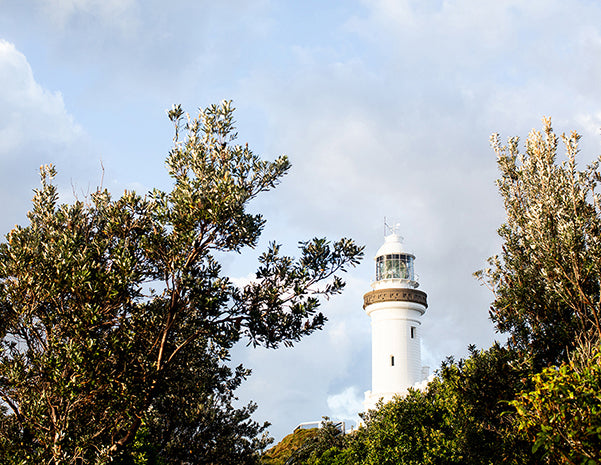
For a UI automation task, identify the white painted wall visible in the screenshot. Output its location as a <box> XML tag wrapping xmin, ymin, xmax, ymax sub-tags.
<box><xmin>363</xmin><ymin>234</ymin><xmax>428</xmax><ymax>412</ymax></box>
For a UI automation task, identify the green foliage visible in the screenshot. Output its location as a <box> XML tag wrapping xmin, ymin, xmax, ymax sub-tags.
<box><xmin>432</xmin><ymin>344</ymin><xmax>537</xmax><ymax>464</ymax></box>
<box><xmin>512</xmin><ymin>344</ymin><xmax>601</xmax><ymax>464</ymax></box>
<box><xmin>0</xmin><ymin>101</ymin><xmax>364</xmax><ymax>463</ymax></box>
<box><xmin>294</xmin><ymin>346</ymin><xmax>536</xmax><ymax>465</ymax></box>
<box><xmin>261</xmin><ymin>428</ymin><xmax>320</xmax><ymax>465</ymax></box>
<box><xmin>285</xmin><ymin>419</ymin><xmax>345</xmax><ymax>465</ymax></box>
<box><xmin>261</xmin><ymin>420</ymin><xmax>349</xmax><ymax>465</ymax></box>
<box><xmin>117</xmin><ymin>340</ymin><xmax>271</xmax><ymax>465</ymax></box>
<box><xmin>474</xmin><ymin>118</ymin><xmax>601</xmax><ymax>462</ymax></box>
<box><xmin>351</xmin><ymin>345</ymin><xmax>536</xmax><ymax>465</ymax></box>
<box><xmin>359</xmin><ymin>389</ymin><xmax>448</xmax><ymax>465</ymax></box>
<box><xmin>476</xmin><ymin>118</ymin><xmax>601</xmax><ymax>366</ymax></box>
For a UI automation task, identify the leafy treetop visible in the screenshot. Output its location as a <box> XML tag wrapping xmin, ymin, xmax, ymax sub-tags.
<box><xmin>477</xmin><ymin>118</ymin><xmax>601</xmax><ymax>366</ymax></box>
<box><xmin>0</xmin><ymin>101</ymin><xmax>364</xmax><ymax>463</ymax></box>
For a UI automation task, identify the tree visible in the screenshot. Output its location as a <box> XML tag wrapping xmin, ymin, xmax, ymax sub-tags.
<box><xmin>121</xmin><ymin>339</ymin><xmax>271</xmax><ymax>465</ymax></box>
<box><xmin>475</xmin><ymin>118</ymin><xmax>601</xmax><ymax>463</ymax></box>
<box><xmin>260</xmin><ymin>426</ymin><xmax>322</xmax><ymax>465</ymax></box>
<box><xmin>284</xmin><ymin>419</ymin><xmax>345</xmax><ymax>465</ymax></box>
<box><xmin>430</xmin><ymin>344</ymin><xmax>537</xmax><ymax>465</ymax></box>
<box><xmin>359</xmin><ymin>388</ymin><xmax>448</xmax><ymax>465</ymax></box>
<box><xmin>476</xmin><ymin>118</ymin><xmax>601</xmax><ymax>367</ymax></box>
<box><xmin>292</xmin><ymin>345</ymin><xmax>537</xmax><ymax>465</ymax></box>
<box><xmin>351</xmin><ymin>345</ymin><xmax>536</xmax><ymax>465</ymax></box>
<box><xmin>512</xmin><ymin>344</ymin><xmax>601</xmax><ymax>465</ymax></box>
<box><xmin>260</xmin><ymin>420</ymin><xmax>355</xmax><ymax>465</ymax></box>
<box><xmin>0</xmin><ymin>101</ymin><xmax>364</xmax><ymax>464</ymax></box>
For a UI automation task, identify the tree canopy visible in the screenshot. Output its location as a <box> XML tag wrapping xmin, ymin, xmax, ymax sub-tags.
<box><xmin>0</xmin><ymin>101</ymin><xmax>364</xmax><ymax>464</ymax></box>
<box><xmin>477</xmin><ymin>118</ymin><xmax>601</xmax><ymax>367</ymax></box>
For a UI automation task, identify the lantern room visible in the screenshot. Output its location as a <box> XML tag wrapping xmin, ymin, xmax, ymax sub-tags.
<box><xmin>373</xmin><ymin>233</ymin><xmax>418</xmax><ymax>287</ymax></box>
<box><xmin>375</xmin><ymin>253</ymin><xmax>414</xmax><ymax>281</ymax></box>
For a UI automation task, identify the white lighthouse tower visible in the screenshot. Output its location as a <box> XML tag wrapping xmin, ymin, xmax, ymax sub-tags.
<box><xmin>363</xmin><ymin>228</ymin><xmax>428</xmax><ymax>411</ymax></box>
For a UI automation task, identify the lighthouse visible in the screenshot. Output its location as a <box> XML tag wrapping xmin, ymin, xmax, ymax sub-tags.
<box><xmin>363</xmin><ymin>229</ymin><xmax>428</xmax><ymax>411</ymax></box>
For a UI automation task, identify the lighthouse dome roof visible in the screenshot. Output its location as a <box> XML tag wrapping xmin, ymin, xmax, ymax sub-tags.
<box><xmin>375</xmin><ymin>233</ymin><xmax>414</xmax><ymax>258</ymax></box>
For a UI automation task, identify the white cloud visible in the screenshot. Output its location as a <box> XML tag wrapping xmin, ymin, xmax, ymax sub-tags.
<box><xmin>35</xmin><ymin>0</ymin><xmax>139</xmax><ymax>32</ymax></box>
<box><xmin>411</xmin><ymin>373</ymin><xmax>436</xmax><ymax>392</ymax></box>
<box><xmin>326</xmin><ymin>385</ymin><xmax>363</xmax><ymax>428</ymax></box>
<box><xmin>0</xmin><ymin>40</ymin><xmax>81</xmax><ymax>158</ymax></box>
<box><xmin>0</xmin><ymin>40</ymin><xmax>91</xmax><ymax>235</ymax></box>
<box><xmin>575</xmin><ymin>113</ymin><xmax>601</xmax><ymax>156</ymax></box>
<box><xmin>229</xmin><ymin>273</ymin><xmax>258</xmax><ymax>289</ymax></box>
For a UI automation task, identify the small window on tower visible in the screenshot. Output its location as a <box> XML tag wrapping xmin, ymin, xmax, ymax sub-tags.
<box><xmin>391</xmin><ymin>355</ymin><xmax>395</xmax><ymax>366</ymax></box>
<box><xmin>411</xmin><ymin>326</ymin><xmax>416</xmax><ymax>339</ymax></box>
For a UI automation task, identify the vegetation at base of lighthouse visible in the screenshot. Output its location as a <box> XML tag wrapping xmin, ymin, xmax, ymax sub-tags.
<box><xmin>0</xmin><ymin>101</ymin><xmax>364</xmax><ymax>464</ymax></box>
<box><xmin>261</xmin><ymin>118</ymin><xmax>601</xmax><ymax>465</ymax></box>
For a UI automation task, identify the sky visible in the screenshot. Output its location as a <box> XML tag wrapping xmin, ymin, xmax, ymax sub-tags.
<box><xmin>2</xmin><ymin>0</ymin><xmax>601</xmax><ymax>443</ymax></box>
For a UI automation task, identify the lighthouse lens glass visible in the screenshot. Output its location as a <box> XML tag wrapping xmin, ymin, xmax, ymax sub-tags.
<box><xmin>376</xmin><ymin>254</ymin><xmax>414</xmax><ymax>280</ymax></box>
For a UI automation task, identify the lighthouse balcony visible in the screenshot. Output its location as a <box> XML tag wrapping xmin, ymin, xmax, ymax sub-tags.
<box><xmin>363</xmin><ymin>287</ymin><xmax>428</xmax><ymax>309</ymax></box>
